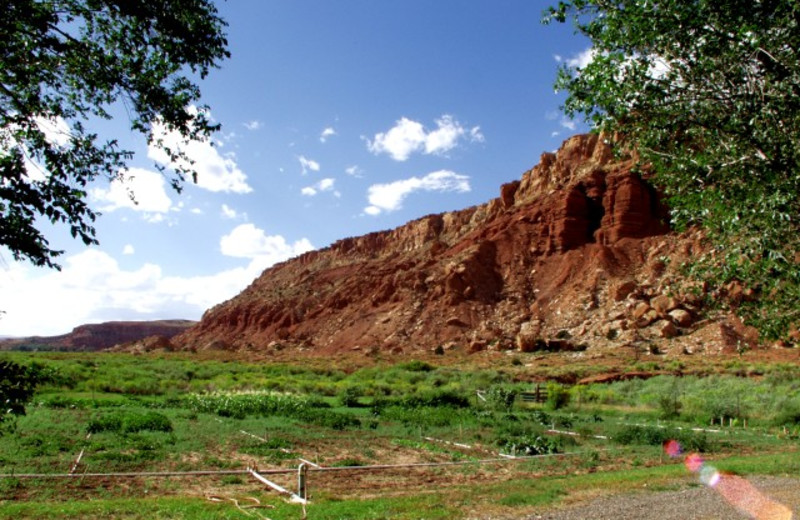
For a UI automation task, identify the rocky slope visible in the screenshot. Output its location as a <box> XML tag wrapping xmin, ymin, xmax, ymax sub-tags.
<box><xmin>175</xmin><ymin>134</ymin><xmax>760</xmax><ymax>358</ymax></box>
<box><xmin>0</xmin><ymin>320</ymin><xmax>196</xmax><ymax>351</ymax></box>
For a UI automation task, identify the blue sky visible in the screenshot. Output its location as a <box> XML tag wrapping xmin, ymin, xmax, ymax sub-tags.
<box><xmin>0</xmin><ymin>1</ymin><xmax>591</xmax><ymax>337</ymax></box>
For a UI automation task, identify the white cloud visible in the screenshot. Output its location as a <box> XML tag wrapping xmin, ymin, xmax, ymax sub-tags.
<box><xmin>345</xmin><ymin>165</ymin><xmax>363</xmax><ymax>177</ymax></box>
<box><xmin>35</xmin><ymin>115</ymin><xmax>72</xmax><ymax>147</ymax></box>
<box><xmin>298</xmin><ymin>155</ymin><xmax>320</xmax><ymax>175</ymax></box>
<box><xmin>469</xmin><ymin>126</ymin><xmax>485</xmax><ymax>143</ymax></box>
<box><xmin>147</xmin><ymin>106</ymin><xmax>252</xmax><ymax>194</ymax></box>
<box><xmin>220</xmin><ymin>223</ymin><xmax>314</xmax><ymax>263</ymax></box>
<box><xmin>564</xmin><ymin>47</ymin><xmax>595</xmax><ymax>70</ymax></box>
<box><xmin>301</xmin><ymin>178</ymin><xmax>336</xmax><ymax>197</ymax></box>
<box><xmin>320</xmin><ymin>127</ymin><xmax>337</xmax><ymax>143</ymax></box>
<box><xmin>560</xmin><ymin>119</ymin><xmax>577</xmax><ymax>131</ymax></box>
<box><xmin>122</xmin><ymin>244</ymin><xmax>135</xmax><ymax>255</ymax></box>
<box><xmin>243</xmin><ymin>120</ymin><xmax>262</xmax><ymax>131</ymax></box>
<box><xmin>91</xmin><ymin>167</ymin><xmax>173</xmax><ymax>220</ymax></box>
<box><xmin>367</xmin><ymin>115</ymin><xmax>482</xmax><ymax>161</ymax></box>
<box><xmin>364</xmin><ymin>170</ymin><xmax>470</xmax><ymax>215</ymax></box>
<box><xmin>0</xmin><ymin>233</ymin><xmax>315</xmax><ymax>337</ymax></box>
<box><xmin>367</xmin><ymin>118</ymin><xmax>425</xmax><ymax>161</ymax></box>
<box><xmin>221</xmin><ymin>203</ymin><xmax>239</xmax><ymax>219</ymax></box>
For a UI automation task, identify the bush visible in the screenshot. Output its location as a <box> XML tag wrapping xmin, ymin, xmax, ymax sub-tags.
<box><xmin>87</xmin><ymin>411</ymin><xmax>173</xmax><ymax>434</ymax></box>
<box><xmin>772</xmin><ymin>399</ymin><xmax>800</xmax><ymax>426</ymax></box>
<box><xmin>392</xmin><ymin>390</ymin><xmax>470</xmax><ymax>409</ymax></box>
<box><xmin>546</xmin><ymin>383</ymin><xmax>570</xmax><ymax>410</ymax></box>
<box><xmin>294</xmin><ymin>408</ymin><xmax>361</xmax><ymax>430</ymax></box>
<box><xmin>486</xmin><ymin>386</ymin><xmax>518</xmax><ymax>411</ymax></box>
<box><xmin>399</xmin><ymin>360</ymin><xmax>435</xmax><ymax>372</ymax></box>
<box><xmin>613</xmin><ymin>425</ymin><xmax>712</xmax><ymax>452</ymax></box>
<box><xmin>338</xmin><ymin>386</ymin><xmax>363</xmax><ymax>408</ymax></box>
<box><xmin>496</xmin><ymin>434</ymin><xmax>562</xmax><ymax>456</ymax></box>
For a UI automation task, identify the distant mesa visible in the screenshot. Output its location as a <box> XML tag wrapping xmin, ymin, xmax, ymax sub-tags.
<box><xmin>0</xmin><ymin>320</ymin><xmax>196</xmax><ymax>352</ymax></box>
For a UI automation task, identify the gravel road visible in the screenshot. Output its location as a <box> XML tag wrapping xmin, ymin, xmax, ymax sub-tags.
<box><xmin>523</xmin><ymin>477</ymin><xmax>799</xmax><ymax>520</ymax></box>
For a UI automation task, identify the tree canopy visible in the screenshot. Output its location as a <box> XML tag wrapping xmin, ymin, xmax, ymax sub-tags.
<box><xmin>1</xmin><ymin>0</ymin><xmax>229</xmax><ymax>268</ymax></box>
<box><xmin>545</xmin><ymin>0</ymin><xmax>800</xmax><ymax>340</ymax></box>
<box><xmin>0</xmin><ymin>360</ymin><xmax>46</xmax><ymax>434</ymax></box>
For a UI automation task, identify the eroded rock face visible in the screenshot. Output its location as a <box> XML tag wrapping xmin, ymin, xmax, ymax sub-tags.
<box><xmin>174</xmin><ymin>134</ymin><xmax>717</xmax><ymax>355</ymax></box>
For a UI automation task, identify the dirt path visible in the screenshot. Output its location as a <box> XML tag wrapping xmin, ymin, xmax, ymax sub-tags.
<box><xmin>522</xmin><ymin>476</ymin><xmax>800</xmax><ymax>520</ymax></box>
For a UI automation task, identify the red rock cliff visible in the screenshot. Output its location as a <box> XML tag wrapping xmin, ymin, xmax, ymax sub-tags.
<box><xmin>176</xmin><ymin>134</ymin><xmax>749</xmax><ymax>357</ymax></box>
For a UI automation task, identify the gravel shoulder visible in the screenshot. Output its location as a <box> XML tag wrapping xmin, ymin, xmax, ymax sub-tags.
<box><xmin>523</xmin><ymin>476</ymin><xmax>800</xmax><ymax>520</ymax></box>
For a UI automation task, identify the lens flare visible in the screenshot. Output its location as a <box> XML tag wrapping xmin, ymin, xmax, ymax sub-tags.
<box><xmin>663</xmin><ymin>439</ymin><xmax>682</xmax><ymax>458</ymax></box>
<box><xmin>665</xmin><ymin>440</ymin><xmax>793</xmax><ymax>520</ymax></box>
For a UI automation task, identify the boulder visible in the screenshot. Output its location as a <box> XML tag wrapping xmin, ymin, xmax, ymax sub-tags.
<box><xmin>651</xmin><ymin>295</ymin><xmax>679</xmax><ymax>315</ymax></box>
<box><xmin>613</xmin><ymin>280</ymin><xmax>638</xmax><ymax>301</ymax></box>
<box><xmin>668</xmin><ymin>309</ymin><xmax>693</xmax><ymax>327</ymax></box>
<box><xmin>632</xmin><ymin>302</ymin><xmax>652</xmax><ymax>320</ymax></box>
<box><xmin>517</xmin><ymin>321</ymin><xmax>542</xmax><ymax>352</ymax></box>
<box><xmin>636</xmin><ymin>309</ymin><xmax>660</xmax><ymax>328</ymax></box>
<box><xmin>468</xmin><ymin>339</ymin><xmax>487</xmax><ymax>353</ymax></box>
<box><xmin>655</xmin><ymin>320</ymin><xmax>679</xmax><ymax>339</ymax></box>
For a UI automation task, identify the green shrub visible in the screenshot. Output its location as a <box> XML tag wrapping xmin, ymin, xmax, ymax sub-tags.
<box><xmin>772</xmin><ymin>399</ymin><xmax>800</xmax><ymax>426</ymax></box>
<box><xmin>496</xmin><ymin>434</ymin><xmax>561</xmax><ymax>456</ymax></box>
<box><xmin>398</xmin><ymin>360</ymin><xmax>435</xmax><ymax>372</ymax></box>
<box><xmin>546</xmin><ymin>383</ymin><xmax>570</xmax><ymax>410</ymax></box>
<box><xmin>486</xmin><ymin>386</ymin><xmax>518</xmax><ymax>411</ymax></box>
<box><xmin>374</xmin><ymin>390</ymin><xmax>470</xmax><ymax>410</ymax></box>
<box><xmin>87</xmin><ymin>411</ymin><xmax>173</xmax><ymax>434</ymax></box>
<box><xmin>613</xmin><ymin>425</ymin><xmax>712</xmax><ymax>452</ymax></box>
<box><xmin>338</xmin><ymin>386</ymin><xmax>363</xmax><ymax>408</ymax></box>
<box><xmin>294</xmin><ymin>408</ymin><xmax>361</xmax><ymax>430</ymax></box>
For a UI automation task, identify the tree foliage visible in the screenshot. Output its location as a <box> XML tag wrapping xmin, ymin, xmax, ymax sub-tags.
<box><xmin>0</xmin><ymin>360</ymin><xmax>45</xmax><ymax>433</ymax></box>
<box><xmin>1</xmin><ymin>0</ymin><xmax>229</xmax><ymax>268</ymax></box>
<box><xmin>545</xmin><ymin>0</ymin><xmax>800</xmax><ymax>339</ymax></box>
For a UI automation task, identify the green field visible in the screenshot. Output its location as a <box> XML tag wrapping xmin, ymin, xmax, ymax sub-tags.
<box><xmin>1</xmin><ymin>352</ymin><xmax>799</xmax><ymax>519</ymax></box>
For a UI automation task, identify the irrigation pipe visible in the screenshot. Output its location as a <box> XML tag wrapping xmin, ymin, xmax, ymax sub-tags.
<box><xmin>0</xmin><ymin>469</ymin><xmax>285</xmax><ymax>479</ymax></box>
<box><xmin>248</xmin><ymin>467</ymin><xmax>308</xmax><ymax>505</ymax></box>
<box><xmin>0</xmin><ymin>448</ymin><xmax>618</xmax><ymax>480</ymax></box>
<box><xmin>299</xmin><ymin>448</ymin><xmax>612</xmax><ymax>472</ymax></box>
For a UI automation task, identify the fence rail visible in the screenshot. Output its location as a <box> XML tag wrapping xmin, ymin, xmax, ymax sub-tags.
<box><xmin>519</xmin><ymin>384</ymin><xmax>548</xmax><ymax>403</ymax></box>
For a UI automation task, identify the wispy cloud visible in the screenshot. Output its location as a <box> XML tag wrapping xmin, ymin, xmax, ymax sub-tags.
<box><xmin>221</xmin><ymin>203</ymin><xmax>246</xmax><ymax>220</ymax></box>
<box><xmin>364</xmin><ymin>170</ymin><xmax>470</xmax><ymax>215</ymax></box>
<box><xmin>367</xmin><ymin>115</ymin><xmax>484</xmax><ymax>161</ymax></box>
<box><xmin>345</xmin><ymin>165</ymin><xmax>362</xmax><ymax>177</ymax></box>
<box><xmin>301</xmin><ymin>177</ymin><xmax>336</xmax><ymax>197</ymax></box>
<box><xmin>243</xmin><ymin>120</ymin><xmax>263</xmax><ymax>131</ymax></box>
<box><xmin>298</xmin><ymin>155</ymin><xmax>320</xmax><ymax>175</ymax></box>
<box><xmin>320</xmin><ymin>127</ymin><xmax>337</xmax><ymax>143</ymax></box>
<box><xmin>560</xmin><ymin>119</ymin><xmax>577</xmax><ymax>131</ymax></box>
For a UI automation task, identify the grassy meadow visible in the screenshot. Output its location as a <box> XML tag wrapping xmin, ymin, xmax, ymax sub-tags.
<box><xmin>1</xmin><ymin>351</ymin><xmax>800</xmax><ymax>519</ymax></box>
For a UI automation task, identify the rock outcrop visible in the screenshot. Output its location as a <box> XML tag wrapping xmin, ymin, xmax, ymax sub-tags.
<box><xmin>175</xmin><ymin>134</ymin><xmax>755</xmax><ymax>357</ymax></box>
